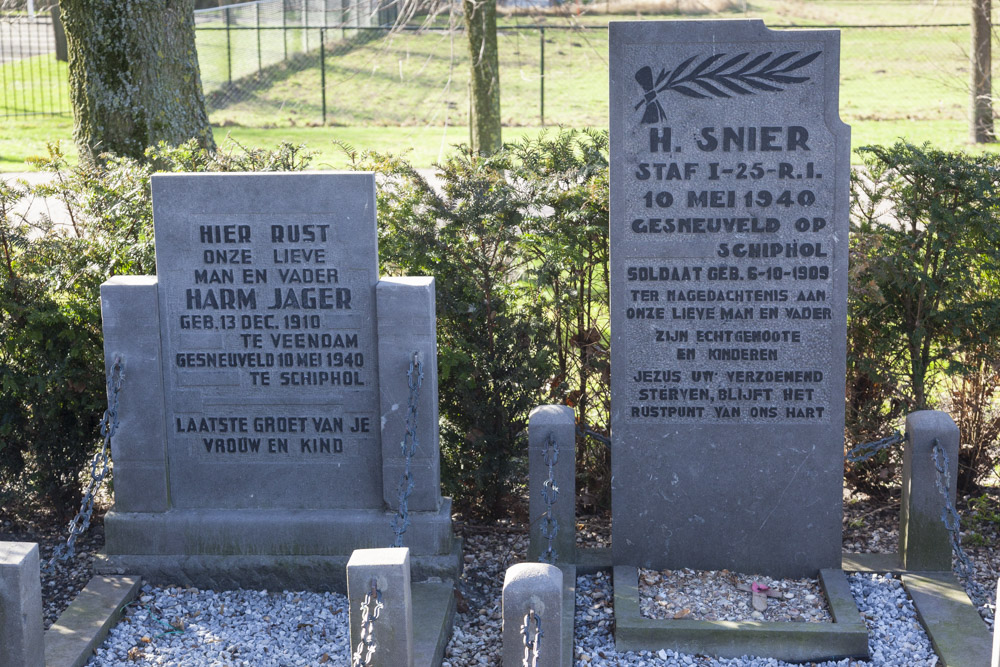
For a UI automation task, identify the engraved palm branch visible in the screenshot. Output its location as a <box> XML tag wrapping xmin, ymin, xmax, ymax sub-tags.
<box><xmin>635</xmin><ymin>50</ymin><xmax>822</xmax><ymax>124</ymax></box>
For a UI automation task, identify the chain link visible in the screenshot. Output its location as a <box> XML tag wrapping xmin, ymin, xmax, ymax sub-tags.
<box><xmin>352</xmin><ymin>578</ymin><xmax>384</xmax><ymax>667</ymax></box>
<box><xmin>930</xmin><ymin>440</ymin><xmax>994</xmax><ymax>617</ymax></box>
<box><xmin>391</xmin><ymin>351</ymin><xmax>422</xmax><ymax>548</ymax></box>
<box><xmin>521</xmin><ymin>608</ymin><xmax>542</xmax><ymax>667</ymax></box>
<box><xmin>845</xmin><ymin>430</ymin><xmax>906</xmax><ymax>463</ymax></box>
<box><xmin>539</xmin><ymin>431</ymin><xmax>559</xmax><ymax>564</ymax></box>
<box><xmin>48</xmin><ymin>357</ymin><xmax>124</xmax><ymax>569</ymax></box>
<box><xmin>578</xmin><ymin>425</ymin><xmax>610</xmax><ymax>447</ymax></box>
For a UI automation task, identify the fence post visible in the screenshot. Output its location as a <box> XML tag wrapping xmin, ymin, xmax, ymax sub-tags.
<box><xmin>540</xmin><ymin>26</ymin><xmax>545</xmax><ymax>126</ymax></box>
<box><xmin>502</xmin><ymin>563</ymin><xmax>562</xmax><ymax>667</ymax></box>
<box><xmin>0</xmin><ymin>542</ymin><xmax>44</xmax><ymax>667</ymax></box>
<box><xmin>320</xmin><ymin>28</ymin><xmax>326</xmax><ymax>124</ymax></box>
<box><xmin>347</xmin><ymin>548</ymin><xmax>414</xmax><ymax>667</ymax></box>
<box><xmin>900</xmin><ymin>410</ymin><xmax>960</xmax><ymax>571</ymax></box>
<box><xmin>225</xmin><ymin>6</ymin><xmax>232</xmax><ymax>85</ymax></box>
<box><xmin>282</xmin><ymin>0</ymin><xmax>288</xmax><ymax>60</ymax></box>
<box><xmin>256</xmin><ymin>3</ymin><xmax>262</xmax><ymax>74</ymax></box>
<box><xmin>993</xmin><ymin>578</ymin><xmax>1000</xmax><ymax>667</ymax></box>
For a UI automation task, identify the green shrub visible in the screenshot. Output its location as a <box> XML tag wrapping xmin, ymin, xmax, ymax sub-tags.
<box><xmin>847</xmin><ymin>142</ymin><xmax>1000</xmax><ymax>495</ymax></box>
<box><xmin>349</xmin><ymin>130</ymin><xmax>610</xmax><ymax>517</ymax></box>
<box><xmin>0</xmin><ymin>140</ymin><xmax>312</xmax><ymax>517</ymax></box>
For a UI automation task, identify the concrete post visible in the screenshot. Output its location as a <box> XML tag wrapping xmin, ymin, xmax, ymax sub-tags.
<box><xmin>0</xmin><ymin>542</ymin><xmax>44</xmax><ymax>667</ymax></box>
<box><xmin>901</xmin><ymin>410</ymin><xmax>960</xmax><ymax>571</ymax></box>
<box><xmin>502</xmin><ymin>563</ymin><xmax>563</xmax><ymax>667</ymax></box>
<box><xmin>377</xmin><ymin>277</ymin><xmax>441</xmax><ymax>513</ymax></box>
<box><xmin>100</xmin><ymin>276</ymin><xmax>169</xmax><ymax>513</ymax></box>
<box><xmin>347</xmin><ymin>547</ymin><xmax>414</xmax><ymax>667</ymax></box>
<box><xmin>528</xmin><ymin>405</ymin><xmax>576</xmax><ymax>563</ymax></box>
<box><xmin>992</xmin><ymin>579</ymin><xmax>1000</xmax><ymax>667</ymax></box>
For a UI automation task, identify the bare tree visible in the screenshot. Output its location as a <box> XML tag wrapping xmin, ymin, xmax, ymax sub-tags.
<box><xmin>463</xmin><ymin>0</ymin><xmax>502</xmax><ymax>154</ymax></box>
<box><xmin>971</xmin><ymin>0</ymin><xmax>994</xmax><ymax>142</ymax></box>
<box><xmin>59</xmin><ymin>0</ymin><xmax>215</xmax><ymax>162</ymax></box>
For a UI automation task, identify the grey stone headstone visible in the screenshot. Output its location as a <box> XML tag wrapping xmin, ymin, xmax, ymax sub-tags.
<box><xmin>98</xmin><ymin>172</ymin><xmax>456</xmax><ymax>590</ymax></box>
<box><xmin>0</xmin><ymin>541</ymin><xmax>44</xmax><ymax>667</ymax></box>
<box><xmin>610</xmin><ymin>20</ymin><xmax>850</xmax><ymax>577</ymax></box>
<box><xmin>152</xmin><ymin>172</ymin><xmax>380</xmax><ymax>510</ymax></box>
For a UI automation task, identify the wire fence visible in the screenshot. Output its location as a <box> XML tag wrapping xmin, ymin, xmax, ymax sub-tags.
<box><xmin>1</xmin><ymin>2</ymin><xmax>998</xmax><ymax>138</ymax></box>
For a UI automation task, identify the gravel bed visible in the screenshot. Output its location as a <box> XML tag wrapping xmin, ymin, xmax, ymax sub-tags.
<box><xmin>87</xmin><ymin>586</ymin><xmax>350</xmax><ymax>666</ymax></box>
<box><xmin>10</xmin><ymin>491</ymin><xmax>997</xmax><ymax>665</ymax></box>
<box><xmin>638</xmin><ymin>568</ymin><xmax>832</xmax><ymax>622</ymax></box>
<box><xmin>575</xmin><ymin>570</ymin><xmax>938</xmax><ymax>666</ymax></box>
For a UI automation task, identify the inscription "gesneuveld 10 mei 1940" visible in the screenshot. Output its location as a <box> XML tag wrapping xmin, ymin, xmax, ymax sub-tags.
<box><xmin>625</xmin><ymin>122</ymin><xmax>834</xmax><ymax>424</ymax></box>
<box><xmin>164</xmin><ymin>220</ymin><xmax>374</xmax><ymax>458</ymax></box>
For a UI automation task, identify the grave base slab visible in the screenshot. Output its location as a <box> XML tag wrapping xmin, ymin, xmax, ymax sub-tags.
<box><xmin>843</xmin><ymin>549</ymin><xmax>994</xmax><ymax>666</ymax></box>
<box><xmin>44</xmin><ymin>576</ymin><xmax>141</xmax><ymax>667</ymax></box>
<box><xmin>411</xmin><ymin>580</ymin><xmax>456</xmax><ymax>667</ymax></box>
<box><xmin>901</xmin><ymin>572</ymin><xmax>993</xmax><ymax>667</ymax></box>
<box><xmin>612</xmin><ymin>566</ymin><xmax>869</xmax><ymax>662</ymax></box>
<box><xmin>96</xmin><ymin>505</ymin><xmax>460</xmax><ymax>592</ymax></box>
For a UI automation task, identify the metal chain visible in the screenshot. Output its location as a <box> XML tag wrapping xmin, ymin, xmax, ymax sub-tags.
<box><xmin>930</xmin><ymin>440</ymin><xmax>994</xmax><ymax>616</ymax></box>
<box><xmin>48</xmin><ymin>357</ymin><xmax>124</xmax><ymax>569</ymax></box>
<box><xmin>539</xmin><ymin>431</ymin><xmax>559</xmax><ymax>564</ymax></box>
<box><xmin>391</xmin><ymin>351</ymin><xmax>422</xmax><ymax>548</ymax></box>
<box><xmin>578</xmin><ymin>425</ymin><xmax>610</xmax><ymax>447</ymax></box>
<box><xmin>845</xmin><ymin>430</ymin><xmax>906</xmax><ymax>463</ymax></box>
<box><xmin>521</xmin><ymin>609</ymin><xmax>542</xmax><ymax>667</ymax></box>
<box><xmin>352</xmin><ymin>578</ymin><xmax>384</xmax><ymax>667</ymax></box>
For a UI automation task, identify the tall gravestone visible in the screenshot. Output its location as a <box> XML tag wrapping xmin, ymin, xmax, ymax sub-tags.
<box><xmin>610</xmin><ymin>21</ymin><xmax>849</xmax><ymax>577</ymax></box>
<box><xmin>97</xmin><ymin>172</ymin><xmax>456</xmax><ymax>590</ymax></box>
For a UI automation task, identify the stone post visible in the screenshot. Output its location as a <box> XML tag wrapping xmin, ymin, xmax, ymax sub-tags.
<box><xmin>901</xmin><ymin>410</ymin><xmax>960</xmax><ymax>571</ymax></box>
<box><xmin>0</xmin><ymin>542</ymin><xmax>44</xmax><ymax>667</ymax></box>
<box><xmin>347</xmin><ymin>547</ymin><xmax>414</xmax><ymax>667</ymax></box>
<box><xmin>528</xmin><ymin>405</ymin><xmax>576</xmax><ymax>563</ymax></box>
<box><xmin>993</xmin><ymin>579</ymin><xmax>1000</xmax><ymax>667</ymax></box>
<box><xmin>100</xmin><ymin>276</ymin><xmax>169</xmax><ymax>513</ymax></box>
<box><xmin>377</xmin><ymin>277</ymin><xmax>441</xmax><ymax>514</ymax></box>
<box><xmin>502</xmin><ymin>563</ymin><xmax>562</xmax><ymax>667</ymax></box>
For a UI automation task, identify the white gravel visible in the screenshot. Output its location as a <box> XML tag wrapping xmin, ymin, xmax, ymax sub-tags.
<box><xmin>87</xmin><ymin>587</ymin><xmax>351</xmax><ymax>666</ymax></box>
<box><xmin>89</xmin><ymin>570</ymin><xmax>939</xmax><ymax>666</ymax></box>
<box><xmin>575</xmin><ymin>571</ymin><xmax>939</xmax><ymax>666</ymax></box>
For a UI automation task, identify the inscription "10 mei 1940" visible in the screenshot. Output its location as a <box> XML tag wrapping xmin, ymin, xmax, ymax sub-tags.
<box><xmin>623</xmin><ymin>113</ymin><xmax>836</xmax><ymax>424</ymax></box>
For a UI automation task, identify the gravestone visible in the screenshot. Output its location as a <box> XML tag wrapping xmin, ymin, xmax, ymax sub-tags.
<box><xmin>97</xmin><ymin>172</ymin><xmax>457</xmax><ymax>590</ymax></box>
<box><xmin>610</xmin><ymin>20</ymin><xmax>849</xmax><ymax>577</ymax></box>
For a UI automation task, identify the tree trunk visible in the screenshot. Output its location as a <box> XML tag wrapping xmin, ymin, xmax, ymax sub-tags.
<box><xmin>463</xmin><ymin>0</ymin><xmax>501</xmax><ymax>155</ymax></box>
<box><xmin>971</xmin><ymin>0</ymin><xmax>994</xmax><ymax>143</ymax></box>
<box><xmin>60</xmin><ymin>0</ymin><xmax>215</xmax><ymax>163</ymax></box>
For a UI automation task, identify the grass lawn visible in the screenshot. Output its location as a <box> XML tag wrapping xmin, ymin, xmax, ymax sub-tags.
<box><xmin>3</xmin><ymin>0</ymin><xmax>999</xmax><ymax>172</ymax></box>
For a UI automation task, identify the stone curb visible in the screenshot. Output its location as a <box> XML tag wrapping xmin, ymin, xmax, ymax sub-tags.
<box><xmin>902</xmin><ymin>572</ymin><xmax>992</xmax><ymax>667</ymax></box>
<box><xmin>43</xmin><ymin>575</ymin><xmax>141</xmax><ymax>667</ymax></box>
<box><xmin>612</xmin><ymin>566</ymin><xmax>869</xmax><ymax>662</ymax></box>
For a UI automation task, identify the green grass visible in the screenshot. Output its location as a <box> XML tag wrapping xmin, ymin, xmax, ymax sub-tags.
<box><xmin>3</xmin><ymin>0</ymin><xmax>1000</xmax><ymax>171</ymax></box>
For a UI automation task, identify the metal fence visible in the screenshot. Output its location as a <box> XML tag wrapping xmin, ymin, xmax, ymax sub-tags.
<box><xmin>0</xmin><ymin>4</ymin><xmax>995</xmax><ymax>137</ymax></box>
<box><xmin>0</xmin><ymin>11</ymin><xmax>67</xmax><ymax>116</ymax></box>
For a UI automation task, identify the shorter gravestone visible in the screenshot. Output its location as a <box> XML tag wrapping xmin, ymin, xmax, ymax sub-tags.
<box><xmin>97</xmin><ymin>172</ymin><xmax>457</xmax><ymax>590</ymax></box>
<box><xmin>0</xmin><ymin>541</ymin><xmax>44</xmax><ymax>667</ymax></box>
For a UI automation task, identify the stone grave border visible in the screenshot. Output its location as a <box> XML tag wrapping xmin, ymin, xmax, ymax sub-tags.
<box><xmin>613</xmin><ymin>566</ymin><xmax>867</xmax><ymax>661</ymax></box>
